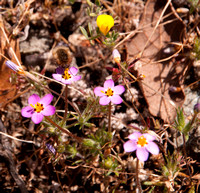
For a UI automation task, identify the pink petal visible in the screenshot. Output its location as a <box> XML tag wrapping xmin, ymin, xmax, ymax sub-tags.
<box><xmin>52</xmin><ymin>74</ymin><xmax>62</xmax><ymax>82</ymax></box>
<box><xmin>128</xmin><ymin>132</ymin><xmax>142</xmax><ymax>140</ymax></box>
<box><xmin>136</xmin><ymin>147</ymin><xmax>149</xmax><ymax>162</ymax></box>
<box><xmin>28</xmin><ymin>94</ymin><xmax>40</xmax><ymax>105</ymax></box>
<box><xmin>61</xmin><ymin>79</ymin><xmax>72</xmax><ymax>84</ymax></box>
<box><xmin>94</xmin><ymin>87</ymin><xmax>106</xmax><ymax>96</ymax></box>
<box><xmin>56</xmin><ymin>67</ymin><xmax>64</xmax><ymax>74</ymax></box>
<box><xmin>146</xmin><ymin>142</ymin><xmax>159</xmax><ymax>155</ymax></box>
<box><xmin>110</xmin><ymin>95</ymin><xmax>123</xmax><ymax>104</ymax></box>
<box><xmin>42</xmin><ymin>105</ymin><xmax>56</xmax><ymax>116</ymax></box>
<box><xmin>71</xmin><ymin>75</ymin><xmax>81</xmax><ymax>82</ymax></box>
<box><xmin>123</xmin><ymin>140</ymin><xmax>137</xmax><ymax>152</ymax></box>
<box><xmin>31</xmin><ymin>113</ymin><xmax>44</xmax><ymax>124</ymax></box>
<box><xmin>113</xmin><ymin>85</ymin><xmax>125</xmax><ymax>95</ymax></box>
<box><xmin>99</xmin><ymin>96</ymin><xmax>111</xmax><ymax>105</ymax></box>
<box><xmin>40</xmin><ymin>94</ymin><xmax>53</xmax><ymax>107</ymax></box>
<box><xmin>69</xmin><ymin>67</ymin><xmax>78</xmax><ymax>75</ymax></box>
<box><xmin>104</xmin><ymin>79</ymin><xmax>114</xmax><ymax>89</ymax></box>
<box><xmin>21</xmin><ymin>106</ymin><xmax>34</xmax><ymax>117</ymax></box>
<box><xmin>143</xmin><ymin>133</ymin><xmax>156</xmax><ymax>141</ymax></box>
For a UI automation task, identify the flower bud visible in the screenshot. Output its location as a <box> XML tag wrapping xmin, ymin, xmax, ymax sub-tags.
<box><xmin>104</xmin><ymin>157</ymin><xmax>114</xmax><ymax>169</ymax></box>
<box><xmin>57</xmin><ymin>144</ymin><xmax>65</xmax><ymax>153</ymax></box>
<box><xmin>5</xmin><ymin>60</ymin><xmax>25</xmax><ymax>74</ymax></box>
<box><xmin>194</xmin><ymin>103</ymin><xmax>200</xmax><ymax>113</ymax></box>
<box><xmin>112</xmin><ymin>49</ymin><xmax>121</xmax><ymax>64</ymax></box>
<box><xmin>83</xmin><ymin>138</ymin><xmax>98</xmax><ymax>148</ymax></box>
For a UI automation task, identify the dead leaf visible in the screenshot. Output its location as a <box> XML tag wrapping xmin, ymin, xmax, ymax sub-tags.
<box><xmin>0</xmin><ymin>17</ymin><xmax>21</xmax><ymax>107</ymax></box>
<box><xmin>126</xmin><ymin>0</ymin><xmax>185</xmax><ymax>123</ymax></box>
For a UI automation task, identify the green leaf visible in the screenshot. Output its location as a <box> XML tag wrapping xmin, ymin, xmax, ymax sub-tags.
<box><xmin>79</xmin><ymin>26</ymin><xmax>89</xmax><ymax>39</ymax></box>
<box><xmin>183</xmin><ymin>121</ymin><xmax>192</xmax><ymax>134</ymax></box>
<box><xmin>88</xmin><ymin>22</ymin><xmax>93</xmax><ymax>36</ymax></box>
<box><xmin>95</xmin><ymin>0</ymin><xmax>101</xmax><ymax>6</ymax></box>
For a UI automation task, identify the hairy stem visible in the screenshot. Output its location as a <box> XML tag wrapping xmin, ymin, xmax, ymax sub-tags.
<box><xmin>45</xmin><ymin>116</ymin><xmax>82</xmax><ymax>143</ymax></box>
<box><xmin>108</xmin><ymin>102</ymin><xmax>112</xmax><ymax>133</ymax></box>
<box><xmin>62</xmin><ymin>85</ymin><xmax>68</xmax><ymax>125</ymax></box>
<box><xmin>136</xmin><ymin>158</ymin><xmax>143</xmax><ymax>193</ymax></box>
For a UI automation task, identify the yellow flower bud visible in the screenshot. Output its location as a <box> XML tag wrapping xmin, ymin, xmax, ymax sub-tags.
<box><xmin>96</xmin><ymin>14</ymin><xmax>114</xmax><ymax>36</ymax></box>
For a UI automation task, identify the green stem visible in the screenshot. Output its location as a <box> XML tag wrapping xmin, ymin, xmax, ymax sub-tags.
<box><xmin>108</xmin><ymin>102</ymin><xmax>112</xmax><ymax>133</ymax></box>
<box><xmin>182</xmin><ymin>134</ymin><xmax>191</xmax><ymax>183</ymax></box>
<box><xmin>62</xmin><ymin>85</ymin><xmax>68</xmax><ymax>126</ymax></box>
<box><xmin>136</xmin><ymin>158</ymin><xmax>143</xmax><ymax>193</ymax></box>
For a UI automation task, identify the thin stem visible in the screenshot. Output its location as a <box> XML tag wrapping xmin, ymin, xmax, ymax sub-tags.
<box><xmin>182</xmin><ymin>134</ymin><xmax>191</xmax><ymax>183</ymax></box>
<box><xmin>108</xmin><ymin>102</ymin><xmax>112</xmax><ymax>133</ymax></box>
<box><xmin>136</xmin><ymin>158</ymin><xmax>143</xmax><ymax>193</ymax></box>
<box><xmin>62</xmin><ymin>85</ymin><xmax>68</xmax><ymax>125</ymax></box>
<box><xmin>45</xmin><ymin>116</ymin><xmax>83</xmax><ymax>143</ymax></box>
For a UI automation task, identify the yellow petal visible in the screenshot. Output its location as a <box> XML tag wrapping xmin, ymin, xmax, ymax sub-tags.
<box><xmin>96</xmin><ymin>14</ymin><xmax>114</xmax><ymax>35</ymax></box>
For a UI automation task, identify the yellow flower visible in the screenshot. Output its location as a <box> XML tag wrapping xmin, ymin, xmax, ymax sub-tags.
<box><xmin>96</xmin><ymin>14</ymin><xmax>114</xmax><ymax>36</ymax></box>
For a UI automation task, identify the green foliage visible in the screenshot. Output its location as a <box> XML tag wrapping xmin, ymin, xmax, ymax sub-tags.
<box><xmin>72</xmin><ymin>95</ymin><xmax>100</xmax><ymax>129</ymax></box>
<box><xmin>174</xmin><ymin>108</ymin><xmax>193</xmax><ymax>135</ymax></box>
<box><xmin>162</xmin><ymin>151</ymin><xmax>180</xmax><ymax>179</ymax></box>
<box><xmin>103</xmin><ymin>30</ymin><xmax>119</xmax><ymax>47</ymax></box>
<box><xmin>65</xmin><ymin>144</ymin><xmax>78</xmax><ymax>158</ymax></box>
<box><xmin>188</xmin><ymin>0</ymin><xmax>200</xmax><ymax>13</ymax></box>
<box><xmin>86</xmin><ymin>0</ymin><xmax>103</xmax><ymax>17</ymax></box>
<box><xmin>191</xmin><ymin>37</ymin><xmax>200</xmax><ymax>60</ymax></box>
<box><xmin>101</xmin><ymin>156</ymin><xmax>120</xmax><ymax>176</ymax></box>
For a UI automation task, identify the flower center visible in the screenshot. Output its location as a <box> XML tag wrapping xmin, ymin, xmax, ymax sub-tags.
<box><xmin>30</xmin><ymin>102</ymin><xmax>44</xmax><ymax>113</ymax></box>
<box><xmin>137</xmin><ymin>135</ymin><xmax>148</xmax><ymax>147</ymax></box>
<box><xmin>105</xmin><ymin>88</ymin><xmax>114</xmax><ymax>97</ymax></box>
<box><xmin>62</xmin><ymin>68</ymin><xmax>71</xmax><ymax>80</ymax></box>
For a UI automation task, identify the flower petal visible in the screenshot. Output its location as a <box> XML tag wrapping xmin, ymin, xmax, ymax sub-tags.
<box><xmin>146</xmin><ymin>142</ymin><xmax>159</xmax><ymax>155</ymax></box>
<box><xmin>110</xmin><ymin>95</ymin><xmax>123</xmax><ymax>104</ymax></box>
<box><xmin>61</xmin><ymin>79</ymin><xmax>72</xmax><ymax>84</ymax></box>
<box><xmin>31</xmin><ymin>113</ymin><xmax>44</xmax><ymax>124</ymax></box>
<box><xmin>143</xmin><ymin>133</ymin><xmax>156</xmax><ymax>142</ymax></box>
<box><xmin>104</xmin><ymin>79</ymin><xmax>114</xmax><ymax>89</ymax></box>
<box><xmin>21</xmin><ymin>106</ymin><xmax>34</xmax><ymax>117</ymax></box>
<box><xmin>40</xmin><ymin>94</ymin><xmax>53</xmax><ymax>107</ymax></box>
<box><xmin>71</xmin><ymin>75</ymin><xmax>81</xmax><ymax>82</ymax></box>
<box><xmin>123</xmin><ymin>140</ymin><xmax>137</xmax><ymax>152</ymax></box>
<box><xmin>28</xmin><ymin>94</ymin><xmax>40</xmax><ymax>105</ymax></box>
<box><xmin>52</xmin><ymin>74</ymin><xmax>62</xmax><ymax>82</ymax></box>
<box><xmin>94</xmin><ymin>87</ymin><xmax>106</xmax><ymax>97</ymax></box>
<box><xmin>42</xmin><ymin>105</ymin><xmax>56</xmax><ymax>116</ymax></box>
<box><xmin>136</xmin><ymin>147</ymin><xmax>149</xmax><ymax>162</ymax></box>
<box><xmin>96</xmin><ymin>15</ymin><xmax>114</xmax><ymax>35</ymax></box>
<box><xmin>113</xmin><ymin>85</ymin><xmax>125</xmax><ymax>95</ymax></box>
<box><xmin>128</xmin><ymin>132</ymin><xmax>142</xmax><ymax>140</ymax></box>
<box><xmin>69</xmin><ymin>67</ymin><xmax>78</xmax><ymax>75</ymax></box>
<box><xmin>99</xmin><ymin>96</ymin><xmax>111</xmax><ymax>105</ymax></box>
<box><xmin>56</xmin><ymin>67</ymin><xmax>64</xmax><ymax>74</ymax></box>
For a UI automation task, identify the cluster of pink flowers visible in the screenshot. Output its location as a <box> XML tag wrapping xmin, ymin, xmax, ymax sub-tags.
<box><xmin>6</xmin><ymin>59</ymin><xmax>159</xmax><ymax>161</ymax></box>
<box><xmin>6</xmin><ymin>61</ymin><xmax>82</xmax><ymax>124</ymax></box>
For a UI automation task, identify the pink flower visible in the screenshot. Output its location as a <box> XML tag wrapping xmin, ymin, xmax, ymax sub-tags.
<box><xmin>52</xmin><ymin>67</ymin><xmax>81</xmax><ymax>84</ymax></box>
<box><xmin>94</xmin><ymin>79</ymin><xmax>125</xmax><ymax>105</ymax></box>
<box><xmin>123</xmin><ymin>132</ymin><xmax>159</xmax><ymax>162</ymax></box>
<box><xmin>21</xmin><ymin>94</ymin><xmax>56</xmax><ymax>124</ymax></box>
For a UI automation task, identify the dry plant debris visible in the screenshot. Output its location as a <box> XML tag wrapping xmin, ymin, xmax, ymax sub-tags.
<box><xmin>0</xmin><ymin>0</ymin><xmax>200</xmax><ymax>192</ymax></box>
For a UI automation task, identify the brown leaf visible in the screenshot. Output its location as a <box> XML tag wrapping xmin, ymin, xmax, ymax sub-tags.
<box><xmin>0</xmin><ymin>18</ymin><xmax>21</xmax><ymax>107</ymax></box>
<box><xmin>126</xmin><ymin>0</ymin><xmax>185</xmax><ymax>123</ymax></box>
